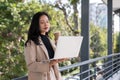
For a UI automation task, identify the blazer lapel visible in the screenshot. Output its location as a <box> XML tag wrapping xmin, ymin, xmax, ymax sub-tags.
<box><xmin>38</xmin><ymin>36</ymin><xmax>49</xmax><ymax>59</ymax></box>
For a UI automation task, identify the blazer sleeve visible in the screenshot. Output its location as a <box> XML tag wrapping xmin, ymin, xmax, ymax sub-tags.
<box><xmin>24</xmin><ymin>41</ymin><xmax>50</xmax><ymax>73</ymax></box>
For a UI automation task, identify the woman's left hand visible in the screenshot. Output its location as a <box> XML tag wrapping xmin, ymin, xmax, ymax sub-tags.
<box><xmin>57</xmin><ymin>58</ymin><xmax>68</xmax><ymax>63</ymax></box>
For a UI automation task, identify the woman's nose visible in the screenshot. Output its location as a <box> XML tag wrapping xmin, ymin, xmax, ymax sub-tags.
<box><xmin>45</xmin><ymin>22</ymin><xmax>48</xmax><ymax>26</ymax></box>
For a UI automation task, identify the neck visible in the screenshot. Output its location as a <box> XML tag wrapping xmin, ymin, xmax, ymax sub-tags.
<box><xmin>41</xmin><ymin>32</ymin><xmax>46</xmax><ymax>35</ymax></box>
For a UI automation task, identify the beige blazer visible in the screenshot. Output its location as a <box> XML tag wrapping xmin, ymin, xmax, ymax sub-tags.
<box><xmin>24</xmin><ymin>37</ymin><xmax>62</xmax><ymax>80</ymax></box>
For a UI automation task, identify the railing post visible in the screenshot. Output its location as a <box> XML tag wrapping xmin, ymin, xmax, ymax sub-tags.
<box><xmin>80</xmin><ymin>0</ymin><xmax>89</xmax><ymax>80</ymax></box>
<box><xmin>119</xmin><ymin>12</ymin><xmax>120</xmax><ymax>52</ymax></box>
<box><xmin>106</xmin><ymin>0</ymin><xmax>113</xmax><ymax>78</ymax></box>
<box><xmin>107</xmin><ymin>0</ymin><xmax>113</xmax><ymax>55</ymax></box>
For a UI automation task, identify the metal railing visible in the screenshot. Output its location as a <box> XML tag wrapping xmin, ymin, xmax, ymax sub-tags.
<box><xmin>13</xmin><ymin>53</ymin><xmax>120</xmax><ymax>80</ymax></box>
<box><xmin>59</xmin><ymin>53</ymin><xmax>120</xmax><ymax>80</ymax></box>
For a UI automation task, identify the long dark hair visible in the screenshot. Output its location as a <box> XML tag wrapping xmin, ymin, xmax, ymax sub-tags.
<box><xmin>25</xmin><ymin>12</ymin><xmax>51</xmax><ymax>46</ymax></box>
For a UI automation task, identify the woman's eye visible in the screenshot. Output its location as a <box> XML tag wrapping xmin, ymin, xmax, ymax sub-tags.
<box><xmin>40</xmin><ymin>21</ymin><xmax>49</xmax><ymax>24</ymax></box>
<box><xmin>46</xmin><ymin>21</ymin><xmax>49</xmax><ymax>23</ymax></box>
<box><xmin>40</xmin><ymin>22</ymin><xmax>44</xmax><ymax>24</ymax></box>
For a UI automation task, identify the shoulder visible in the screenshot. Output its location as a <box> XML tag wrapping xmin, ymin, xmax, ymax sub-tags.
<box><xmin>25</xmin><ymin>40</ymin><xmax>36</xmax><ymax>47</ymax></box>
<box><xmin>24</xmin><ymin>40</ymin><xmax>37</xmax><ymax>53</ymax></box>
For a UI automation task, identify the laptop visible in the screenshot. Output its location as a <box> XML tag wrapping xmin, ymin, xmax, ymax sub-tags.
<box><xmin>51</xmin><ymin>36</ymin><xmax>83</xmax><ymax>60</ymax></box>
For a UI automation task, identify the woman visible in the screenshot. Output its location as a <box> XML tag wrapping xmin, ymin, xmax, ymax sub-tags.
<box><xmin>24</xmin><ymin>12</ymin><xmax>63</xmax><ymax>80</ymax></box>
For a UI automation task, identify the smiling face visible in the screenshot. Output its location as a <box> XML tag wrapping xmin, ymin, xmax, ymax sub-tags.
<box><xmin>39</xmin><ymin>15</ymin><xmax>50</xmax><ymax>35</ymax></box>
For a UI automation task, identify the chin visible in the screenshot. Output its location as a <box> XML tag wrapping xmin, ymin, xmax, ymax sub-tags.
<box><xmin>45</xmin><ymin>30</ymin><xmax>50</xmax><ymax>32</ymax></box>
<box><xmin>41</xmin><ymin>29</ymin><xmax>49</xmax><ymax>33</ymax></box>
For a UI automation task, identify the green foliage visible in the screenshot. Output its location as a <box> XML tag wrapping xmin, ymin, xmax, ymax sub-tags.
<box><xmin>59</xmin><ymin>58</ymin><xmax>80</xmax><ymax>76</ymax></box>
<box><xmin>1</xmin><ymin>0</ymin><xmax>119</xmax><ymax>79</ymax></box>
<box><xmin>0</xmin><ymin>0</ymin><xmax>41</xmax><ymax>79</ymax></box>
<box><xmin>69</xmin><ymin>0</ymin><xmax>79</xmax><ymax>4</ymax></box>
<box><xmin>114</xmin><ymin>32</ymin><xmax>120</xmax><ymax>53</ymax></box>
<box><xmin>90</xmin><ymin>23</ymin><xmax>107</xmax><ymax>58</ymax></box>
<box><xmin>0</xmin><ymin>0</ymin><xmax>75</xmax><ymax>79</ymax></box>
<box><xmin>59</xmin><ymin>61</ymin><xmax>71</xmax><ymax>75</ymax></box>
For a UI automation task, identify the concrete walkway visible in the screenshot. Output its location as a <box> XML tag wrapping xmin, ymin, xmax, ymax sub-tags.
<box><xmin>108</xmin><ymin>70</ymin><xmax>120</xmax><ymax>80</ymax></box>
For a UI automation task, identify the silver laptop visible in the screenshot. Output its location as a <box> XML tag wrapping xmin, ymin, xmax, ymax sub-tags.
<box><xmin>52</xmin><ymin>36</ymin><xmax>83</xmax><ymax>60</ymax></box>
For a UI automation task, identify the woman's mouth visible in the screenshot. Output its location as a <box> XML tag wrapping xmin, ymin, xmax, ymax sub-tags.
<box><xmin>44</xmin><ymin>27</ymin><xmax>48</xmax><ymax>30</ymax></box>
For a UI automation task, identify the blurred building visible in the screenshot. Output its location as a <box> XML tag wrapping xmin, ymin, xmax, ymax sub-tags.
<box><xmin>89</xmin><ymin>3</ymin><xmax>107</xmax><ymax>28</ymax></box>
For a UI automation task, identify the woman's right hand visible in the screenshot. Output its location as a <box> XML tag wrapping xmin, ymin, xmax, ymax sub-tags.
<box><xmin>49</xmin><ymin>60</ymin><xmax>59</xmax><ymax>67</ymax></box>
<box><xmin>49</xmin><ymin>58</ymin><xmax>68</xmax><ymax>67</ymax></box>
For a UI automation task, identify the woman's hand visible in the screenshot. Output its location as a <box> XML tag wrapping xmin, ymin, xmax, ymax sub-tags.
<box><xmin>58</xmin><ymin>58</ymin><xmax>68</xmax><ymax>62</ymax></box>
<box><xmin>49</xmin><ymin>60</ymin><xmax>59</xmax><ymax>67</ymax></box>
<box><xmin>49</xmin><ymin>58</ymin><xmax>68</xmax><ymax>67</ymax></box>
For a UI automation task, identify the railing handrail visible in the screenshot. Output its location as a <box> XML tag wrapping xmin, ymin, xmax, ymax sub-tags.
<box><xmin>59</xmin><ymin>53</ymin><xmax>120</xmax><ymax>72</ymax></box>
<box><xmin>13</xmin><ymin>53</ymin><xmax>120</xmax><ymax>80</ymax></box>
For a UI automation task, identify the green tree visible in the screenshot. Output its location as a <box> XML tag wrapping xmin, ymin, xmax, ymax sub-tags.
<box><xmin>0</xmin><ymin>0</ymin><xmax>43</xmax><ymax>79</ymax></box>
<box><xmin>0</xmin><ymin>0</ymin><xmax>109</xmax><ymax>79</ymax></box>
<box><xmin>40</xmin><ymin>0</ymin><xmax>81</xmax><ymax>35</ymax></box>
<box><xmin>90</xmin><ymin>23</ymin><xmax>107</xmax><ymax>58</ymax></box>
<box><xmin>0</xmin><ymin>0</ymin><xmax>68</xmax><ymax>79</ymax></box>
<box><xmin>114</xmin><ymin>32</ymin><xmax>120</xmax><ymax>53</ymax></box>
<box><xmin>89</xmin><ymin>23</ymin><xmax>107</xmax><ymax>78</ymax></box>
